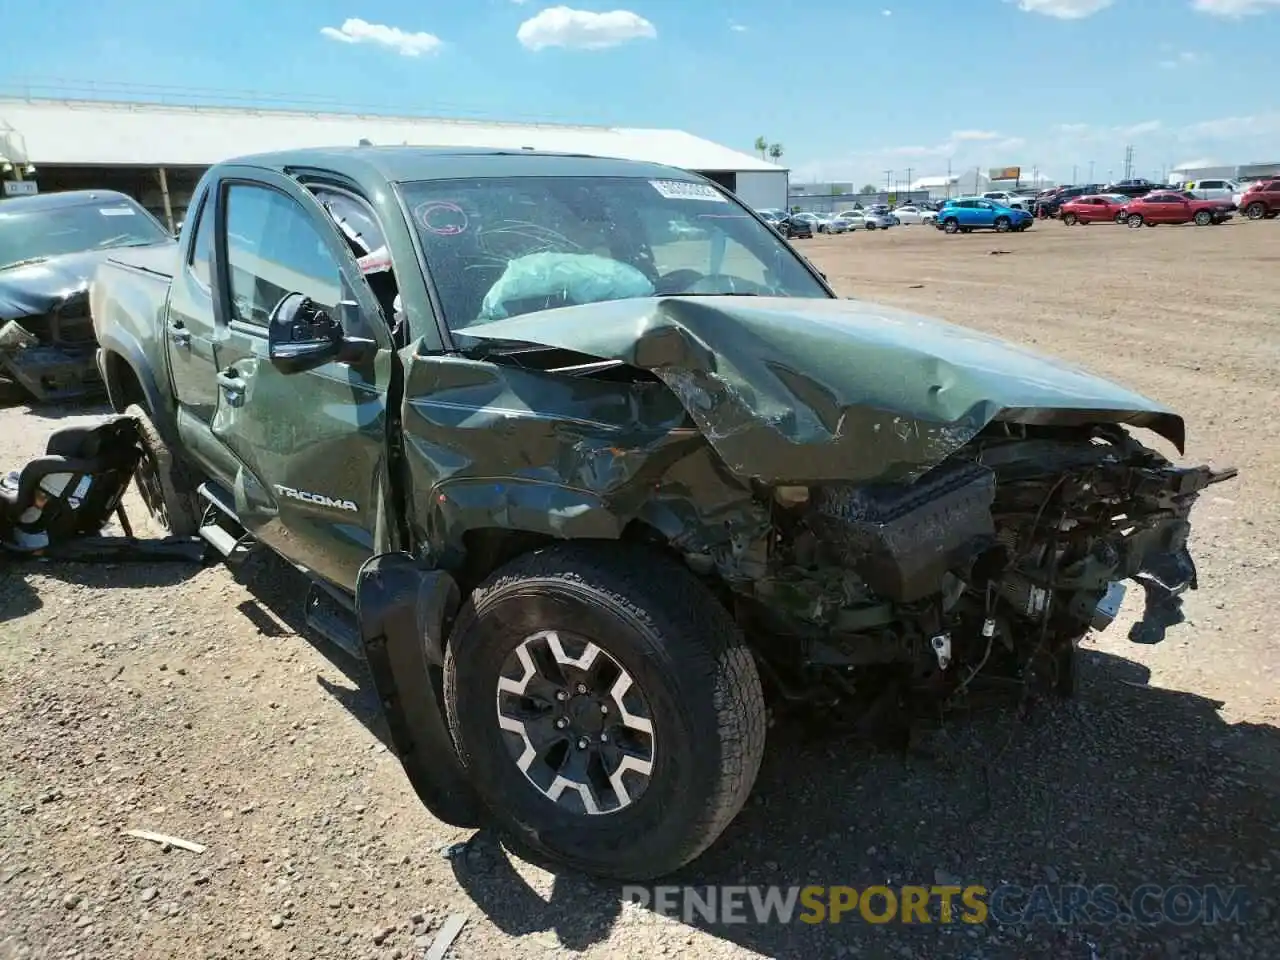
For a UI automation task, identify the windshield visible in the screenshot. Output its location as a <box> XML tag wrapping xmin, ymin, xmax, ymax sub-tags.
<box><xmin>0</xmin><ymin>198</ymin><xmax>169</xmax><ymax>269</ymax></box>
<box><xmin>400</xmin><ymin>176</ymin><xmax>831</xmax><ymax>329</ymax></box>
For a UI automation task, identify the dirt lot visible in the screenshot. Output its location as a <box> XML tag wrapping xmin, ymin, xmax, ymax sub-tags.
<box><xmin>3</xmin><ymin>219</ymin><xmax>1278</xmax><ymax>960</ymax></box>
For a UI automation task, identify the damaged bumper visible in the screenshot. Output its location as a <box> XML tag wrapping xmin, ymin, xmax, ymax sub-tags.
<box><xmin>0</xmin><ymin>319</ymin><xmax>102</xmax><ymax>403</ymax></box>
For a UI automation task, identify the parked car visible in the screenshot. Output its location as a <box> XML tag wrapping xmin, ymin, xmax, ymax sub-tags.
<box><xmin>935</xmin><ymin>197</ymin><xmax>1034</xmax><ymax>233</ymax></box>
<box><xmin>1104</xmin><ymin>178</ymin><xmax>1162</xmax><ymax>198</ymax></box>
<box><xmin>0</xmin><ymin>189</ymin><xmax>176</xmax><ymax>402</ymax></box>
<box><xmin>982</xmin><ymin>191</ymin><xmax>1032</xmax><ymax>211</ymax></box>
<box><xmin>861</xmin><ymin>210</ymin><xmax>895</xmax><ymax>230</ymax></box>
<box><xmin>818</xmin><ymin>214</ymin><xmax>850</xmax><ymax>234</ymax></box>
<box><xmin>1177</xmin><ymin>178</ymin><xmax>1242</xmax><ymax>204</ymax></box>
<box><xmin>1122</xmin><ymin>191</ymin><xmax>1235</xmax><ymax>227</ymax></box>
<box><xmin>1058</xmin><ymin>194</ymin><xmax>1132</xmax><ymax>225</ymax></box>
<box><xmin>1034</xmin><ymin>185</ymin><xmax>1105</xmax><ymax>218</ymax></box>
<box><xmin>86</xmin><ymin>144</ymin><xmax>1231</xmax><ymax>881</ymax></box>
<box><xmin>886</xmin><ymin>204</ymin><xmax>937</xmax><ymax>225</ymax></box>
<box><xmin>1235</xmin><ymin>179</ymin><xmax>1280</xmax><ymax>220</ymax></box>
<box><xmin>778</xmin><ymin>213</ymin><xmax>814</xmax><ymax>239</ymax></box>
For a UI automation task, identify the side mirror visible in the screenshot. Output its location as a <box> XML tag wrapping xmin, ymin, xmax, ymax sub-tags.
<box><xmin>268</xmin><ymin>294</ymin><xmax>376</xmax><ymax>374</ymax></box>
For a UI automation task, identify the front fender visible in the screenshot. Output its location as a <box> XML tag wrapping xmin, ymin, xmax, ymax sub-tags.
<box><xmin>355</xmin><ymin>552</ymin><xmax>483</xmax><ymax>829</ymax></box>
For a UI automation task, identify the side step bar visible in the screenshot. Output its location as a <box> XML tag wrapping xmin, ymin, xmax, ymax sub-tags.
<box><xmin>195</xmin><ymin>482</ymin><xmax>255</xmax><ymax>566</ymax></box>
<box><xmin>305</xmin><ymin>582</ymin><xmax>365</xmax><ymax>662</ymax></box>
<box><xmin>193</xmin><ymin>482</ymin><xmax>363</xmax><ymax>662</ymax></box>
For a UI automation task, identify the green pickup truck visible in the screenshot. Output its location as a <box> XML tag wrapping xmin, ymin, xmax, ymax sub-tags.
<box><xmin>88</xmin><ymin>145</ymin><xmax>1231</xmax><ymax>880</ymax></box>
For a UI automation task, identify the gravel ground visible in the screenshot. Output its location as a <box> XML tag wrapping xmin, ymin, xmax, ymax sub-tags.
<box><xmin>2</xmin><ymin>218</ymin><xmax>1278</xmax><ymax>960</ymax></box>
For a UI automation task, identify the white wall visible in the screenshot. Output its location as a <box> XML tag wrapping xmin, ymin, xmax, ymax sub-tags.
<box><xmin>732</xmin><ymin>171</ymin><xmax>788</xmax><ymax>211</ymax></box>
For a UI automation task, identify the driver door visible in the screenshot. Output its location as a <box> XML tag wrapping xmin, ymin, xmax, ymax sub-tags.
<box><xmin>207</xmin><ymin>168</ymin><xmax>397</xmax><ymax>591</ymax></box>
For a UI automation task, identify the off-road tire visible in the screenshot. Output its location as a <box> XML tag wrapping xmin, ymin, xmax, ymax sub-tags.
<box><xmin>124</xmin><ymin>403</ymin><xmax>201</xmax><ymax>537</ymax></box>
<box><xmin>443</xmin><ymin>541</ymin><xmax>767</xmax><ymax>880</ymax></box>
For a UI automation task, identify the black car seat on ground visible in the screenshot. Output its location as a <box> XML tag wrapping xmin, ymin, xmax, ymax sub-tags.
<box><xmin>0</xmin><ymin>416</ymin><xmax>207</xmax><ymax>563</ymax></box>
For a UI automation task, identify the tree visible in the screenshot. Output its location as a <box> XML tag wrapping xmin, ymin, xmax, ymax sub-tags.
<box><xmin>754</xmin><ymin>136</ymin><xmax>768</xmax><ymax>159</ymax></box>
<box><xmin>768</xmin><ymin>143</ymin><xmax>784</xmax><ymax>162</ymax></box>
<box><xmin>860</xmin><ymin>183</ymin><xmax>878</xmax><ymax>194</ymax></box>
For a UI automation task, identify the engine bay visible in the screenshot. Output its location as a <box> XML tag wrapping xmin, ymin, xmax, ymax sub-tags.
<box><xmin>736</xmin><ymin>422</ymin><xmax>1236</xmax><ymax>718</ymax></box>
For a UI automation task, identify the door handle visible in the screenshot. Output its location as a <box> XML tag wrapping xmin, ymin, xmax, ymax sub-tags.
<box><xmin>168</xmin><ymin>323</ymin><xmax>191</xmax><ymax>347</ymax></box>
<box><xmin>216</xmin><ymin>369</ymin><xmax>246</xmax><ymax>406</ymax></box>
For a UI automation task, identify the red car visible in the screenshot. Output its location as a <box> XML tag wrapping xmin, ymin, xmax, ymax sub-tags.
<box><xmin>1058</xmin><ymin>194</ymin><xmax>1130</xmax><ymax>225</ymax></box>
<box><xmin>1122</xmin><ymin>191</ymin><xmax>1234</xmax><ymax>228</ymax></box>
<box><xmin>1237</xmin><ymin>179</ymin><xmax>1280</xmax><ymax>220</ymax></box>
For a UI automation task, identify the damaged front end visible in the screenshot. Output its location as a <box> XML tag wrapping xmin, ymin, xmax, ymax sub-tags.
<box><xmin>746</xmin><ymin>422</ymin><xmax>1235</xmax><ymax>713</ymax></box>
<box><xmin>0</xmin><ymin>289</ymin><xmax>101</xmax><ymax>403</ymax></box>
<box><xmin>448</xmin><ymin>296</ymin><xmax>1237</xmax><ymax>716</ymax></box>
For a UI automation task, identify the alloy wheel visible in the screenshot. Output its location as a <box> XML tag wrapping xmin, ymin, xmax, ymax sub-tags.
<box><xmin>496</xmin><ymin>630</ymin><xmax>656</xmax><ymax>816</ymax></box>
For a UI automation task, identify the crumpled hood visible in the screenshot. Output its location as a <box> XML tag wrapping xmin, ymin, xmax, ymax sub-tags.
<box><xmin>452</xmin><ymin>295</ymin><xmax>1185</xmax><ymax>484</ymax></box>
<box><xmin>0</xmin><ymin>247</ymin><xmax>163</xmax><ymax>318</ymax></box>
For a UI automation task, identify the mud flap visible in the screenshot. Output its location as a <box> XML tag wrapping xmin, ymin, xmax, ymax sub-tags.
<box><xmin>355</xmin><ymin>552</ymin><xmax>484</xmax><ymax>828</ymax></box>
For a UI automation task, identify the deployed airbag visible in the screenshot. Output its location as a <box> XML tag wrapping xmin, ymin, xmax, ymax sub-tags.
<box><xmin>477</xmin><ymin>252</ymin><xmax>655</xmax><ymax>321</ymax></box>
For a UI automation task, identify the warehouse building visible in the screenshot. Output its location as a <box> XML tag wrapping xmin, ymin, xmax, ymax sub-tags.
<box><xmin>0</xmin><ymin>97</ymin><xmax>788</xmax><ymax>229</ymax></box>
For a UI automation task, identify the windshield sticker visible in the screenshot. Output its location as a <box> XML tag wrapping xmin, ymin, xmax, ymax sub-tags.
<box><xmin>357</xmin><ymin>247</ymin><xmax>393</xmax><ymax>275</ymax></box>
<box><xmin>649</xmin><ymin>180</ymin><xmax>727</xmax><ymax>203</ymax></box>
<box><xmin>415</xmin><ymin>201</ymin><xmax>469</xmax><ymax>236</ymax></box>
<box><xmin>99</xmin><ymin>206</ymin><xmax>137</xmax><ymax>216</ymax></box>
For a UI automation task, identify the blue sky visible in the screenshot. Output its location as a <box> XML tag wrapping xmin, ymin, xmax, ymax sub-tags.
<box><xmin>3</xmin><ymin>1</ymin><xmax>1279</xmax><ymax>185</ymax></box>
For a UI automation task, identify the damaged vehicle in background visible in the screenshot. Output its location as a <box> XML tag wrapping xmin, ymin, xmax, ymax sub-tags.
<box><xmin>88</xmin><ymin>146</ymin><xmax>1235</xmax><ymax>881</ymax></box>
<box><xmin>0</xmin><ymin>189</ymin><xmax>175</xmax><ymax>404</ymax></box>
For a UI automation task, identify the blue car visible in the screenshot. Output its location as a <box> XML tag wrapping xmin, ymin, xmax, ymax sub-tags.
<box><xmin>934</xmin><ymin>197</ymin><xmax>1034</xmax><ymax>234</ymax></box>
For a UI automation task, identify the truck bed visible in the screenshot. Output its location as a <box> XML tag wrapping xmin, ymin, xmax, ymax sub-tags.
<box><xmin>103</xmin><ymin>243</ymin><xmax>178</xmax><ymax>280</ymax></box>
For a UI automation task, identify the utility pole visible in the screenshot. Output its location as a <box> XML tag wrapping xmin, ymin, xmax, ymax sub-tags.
<box><xmin>946</xmin><ymin>159</ymin><xmax>952</xmax><ymax>197</ymax></box>
<box><xmin>884</xmin><ymin>169</ymin><xmax>892</xmax><ymax>196</ymax></box>
<box><xmin>1088</xmin><ymin>160</ymin><xmax>1095</xmax><ymax>182</ymax></box>
<box><xmin>1123</xmin><ymin>145</ymin><xmax>1134</xmax><ymax>181</ymax></box>
<box><xmin>905</xmin><ymin>167</ymin><xmax>913</xmax><ymax>198</ymax></box>
<box><xmin>1072</xmin><ymin>164</ymin><xmax>1077</xmax><ymax>184</ymax></box>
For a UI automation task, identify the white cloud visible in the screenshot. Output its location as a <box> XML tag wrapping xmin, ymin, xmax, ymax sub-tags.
<box><xmin>951</xmin><ymin>129</ymin><xmax>1003</xmax><ymax>141</ymax></box>
<box><xmin>730</xmin><ymin>21</ymin><xmax>748</xmax><ymax>32</ymax></box>
<box><xmin>1174</xmin><ymin>157</ymin><xmax>1219</xmax><ymax>168</ymax></box>
<box><xmin>882</xmin><ymin>9</ymin><xmax>893</xmax><ymax>15</ymax></box>
<box><xmin>517</xmin><ymin>6</ymin><xmax>657</xmax><ymax>50</ymax></box>
<box><xmin>1013</xmin><ymin>0</ymin><xmax>1114</xmax><ymax>18</ymax></box>
<box><xmin>1181</xmin><ymin>112</ymin><xmax>1280</xmax><ymax>139</ymax></box>
<box><xmin>1159</xmin><ymin>50</ymin><xmax>1202</xmax><ymax>68</ymax></box>
<box><xmin>1192</xmin><ymin>0</ymin><xmax>1280</xmax><ymax>16</ymax></box>
<box><xmin>320</xmin><ymin>18</ymin><xmax>443</xmax><ymax>56</ymax></box>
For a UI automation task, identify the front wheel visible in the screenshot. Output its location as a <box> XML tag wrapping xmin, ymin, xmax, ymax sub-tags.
<box><xmin>443</xmin><ymin>542</ymin><xmax>767</xmax><ymax>881</ymax></box>
<box><xmin>1114</xmin><ymin>211</ymin><xmax>1128</xmax><ymax>224</ymax></box>
<box><xmin>943</xmin><ymin>218</ymin><xmax>960</xmax><ymax>234</ymax></box>
<box><xmin>1061</xmin><ymin>212</ymin><xmax>1077</xmax><ymax>226</ymax></box>
<box><xmin>994</xmin><ymin>216</ymin><xmax>1012</xmax><ymax>232</ymax></box>
<box><xmin>1127</xmin><ymin>213</ymin><xmax>1144</xmax><ymax>228</ymax></box>
<box><xmin>124</xmin><ymin>403</ymin><xmax>201</xmax><ymax>536</ymax></box>
<box><xmin>1194</xmin><ymin>210</ymin><xmax>1212</xmax><ymax>226</ymax></box>
<box><xmin>1246</xmin><ymin>201</ymin><xmax>1266</xmax><ymax>220</ymax></box>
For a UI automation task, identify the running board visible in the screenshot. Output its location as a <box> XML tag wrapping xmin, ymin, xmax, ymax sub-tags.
<box><xmin>196</xmin><ymin>482</ymin><xmax>255</xmax><ymax>566</ymax></box>
<box><xmin>305</xmin><ymin>582</ymin><xmax>365</xmax><ymax>661</ymax></box>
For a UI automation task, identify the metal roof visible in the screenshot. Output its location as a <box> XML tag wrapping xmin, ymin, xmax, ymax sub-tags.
<box><xmin>223</xmin><ymin>145</ymin><xmax>714</xmax><ymax>186</ymax></box>
<box><xmin>0</xmin><ymin>97</ymin><xmax>784</xmax><ymax>174</ymax></box>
